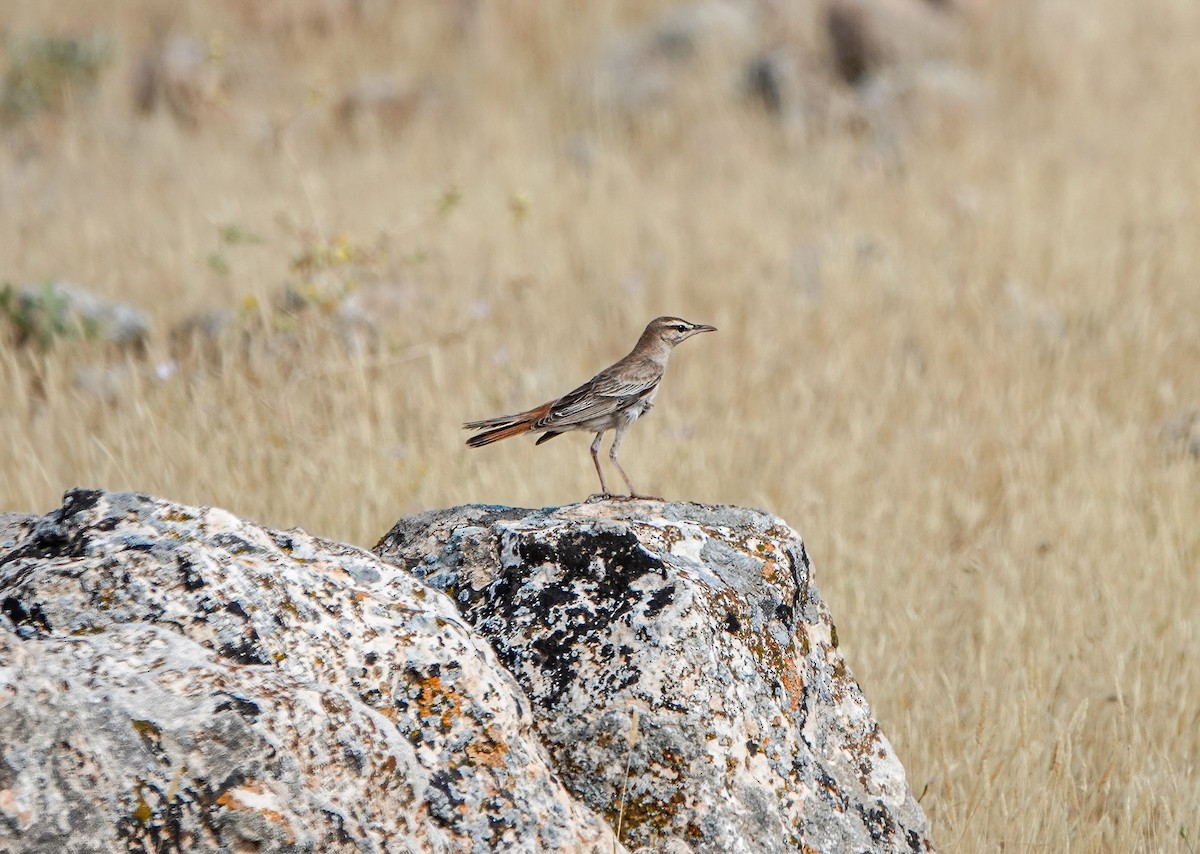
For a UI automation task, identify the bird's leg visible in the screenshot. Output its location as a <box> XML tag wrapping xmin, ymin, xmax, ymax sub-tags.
<box><xmin>587</xmin><ymin>431</ymin><xmax>611</xmax><ymax>500</ymax></box>
<box><xmin>608</xmin><ymin>421</ymin><xmax>658</xmax><ymax>500</ymax></box>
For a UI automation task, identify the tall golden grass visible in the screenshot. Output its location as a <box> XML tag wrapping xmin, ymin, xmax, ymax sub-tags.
<box><xmin>2</xmin><ymin>1</ymin><xmax>1198</xmax><ymax>850</ymax></box>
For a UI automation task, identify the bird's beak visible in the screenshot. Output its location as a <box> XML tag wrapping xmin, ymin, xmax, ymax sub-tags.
<box><xmin>691</xmin><ymin>324</ymin><xmax>717</xmax><ymax>335</ymax></box>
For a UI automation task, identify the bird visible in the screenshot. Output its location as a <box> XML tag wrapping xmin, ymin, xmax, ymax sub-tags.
<box><xmin>464</xmin><ymin>316</ymin><xmax>717</xmax><ymax>499</ymax></box>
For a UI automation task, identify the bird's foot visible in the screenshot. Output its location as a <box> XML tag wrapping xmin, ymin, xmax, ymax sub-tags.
<box><xmin>622</xmin><ymin>493</ymin><xmax>665</xmax><ymax>502</ymax></box>
<box><xmin>586</xmin><ymin>492</ymin><xmax>614</xmax><ymax>503</ymax></box>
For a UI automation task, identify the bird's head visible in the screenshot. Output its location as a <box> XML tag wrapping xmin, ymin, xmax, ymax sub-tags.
<box><xmin>646</xmin><ymin>316</ymin><xmax>717</xmax><ymax>348</ymax></box>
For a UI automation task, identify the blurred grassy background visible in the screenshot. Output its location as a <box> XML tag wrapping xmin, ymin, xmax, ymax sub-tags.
<box><xmin>2</xmin><ymin>0</ymin><xmax>1198</xmax><ymax>850</ymax></box>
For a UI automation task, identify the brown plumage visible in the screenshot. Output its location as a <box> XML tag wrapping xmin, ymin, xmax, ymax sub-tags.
<box><xmin>464</xmin><ymin>316</ymin><xmax>716</xmax><ymax>498</ymax></box>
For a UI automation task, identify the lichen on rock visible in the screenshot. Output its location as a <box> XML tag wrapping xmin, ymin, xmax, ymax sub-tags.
<box><xmin>2</xmin><ymin>489</ymin><xmax>932</xmax><ymax>852</ymax></box>
<box><xmin>376</xmin><ymin>500</ymin><xmax>934</xmax><ymax>853</ymax></box>
<box><xmin>0</xmin><ymin>489</ymin><xmax>619</xmax><ymax>853</ymax></box>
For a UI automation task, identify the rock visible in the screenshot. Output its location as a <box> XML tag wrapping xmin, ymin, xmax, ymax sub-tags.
<box><xmin>825</xmin><ymin>0</ymin><xmax>958</xmax><ymax>85</ymax></box>
<box><xmin>2</xmin><ymin>491</ymin><xmax>933</xmax><ymax>852</ymax></box>
<box><xmin>576</xmin><ymin>0</ymin><xmax>975</xmax><ymax>142</ymax></box>
<box><xmin>0</xmin><ymin>513</ymin><xmax>35</xmax><ymax>552</ymax></box>
<box><xmin>1003</xmin><ymin>278</ymin><xmax>1066</xmax><ymax>344</ymax></box>
<box><xmin>376</xmin><ymin>501</ymin><xmax>934</xmax><ymax>852</ymax></box>
<box><xmin>168</xmin><ymin>307</ymin><xmax>239</xmax><ymax>367</ymax></box>
<box><xmin>237</xmin><ymin>0</ymin><xmax>366</xmax><ymax>38</ymax></box>
<box><xmin>583</xmin><ymin>0</ymin><xmax>762</xmax><ymax>115</ymax></box>
<box><xmin>132</xmin><ymin>35</ymin><xmax>227</xmax><ymax>127</ymax></box>
<box><xmin>272</xmin><ymin>276</ymin><xmax>420</xmax><ymax>355</ymax></box>
<box><xmin>0</xmin><ymin>280</ymin><xmax>150</xmax><ymax>350</ymax></box>
<box><xmin>334</xmin><ymin>280</ymin><xmax>422</xmax><ymax>349</ymax></box>
<box><xmin>0</xmin><ymin>490</ymin><xmax>621</xmax><ymax>853</ymax></box>
<box><xmin>72</xmin><ymin>362</ymin><xmax>135</xmax><ymax>403</ymax></box>
<box><xmin>1159</xmin><ymin>410</ymin><xmax>1200</xmax><ymax>458</ymax></box>
<box><xmin>0</xmin><ymin>35</ymin><xmax>112</xmax><ymax>122</ymax></box>
<box><xmin>333</xmin><ymin>75</ymin><xmax>426</xmax><ymax>138</ymax></box>
<box><xmin>741</xmin><ymin>45</ymin><xmax>843</xmax><ymax>135</ymax></box>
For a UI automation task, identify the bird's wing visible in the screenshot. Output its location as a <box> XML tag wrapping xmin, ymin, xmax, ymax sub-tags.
<box><xmin>534</xmin><ymin>362</ymin><xmax>662</xmax><ymax>430</ymax></box>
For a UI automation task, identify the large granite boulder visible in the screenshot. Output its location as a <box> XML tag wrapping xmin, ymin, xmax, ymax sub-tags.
<box><xmin>375</xmin><ymin>501</ymin><xmax>932</xmax><ymax>853</ymax></box>
<box><xmin>0</xmin><ymin>490</ymin><xmax>618</xmax><ymax>853</ymax></box>
<box><xmin>1</xmin><ymin>489</ymin><xmax>933</xmax><ymax>853</ymax></box>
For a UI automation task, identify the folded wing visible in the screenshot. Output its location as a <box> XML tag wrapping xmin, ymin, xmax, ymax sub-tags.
<box><xmin>533</xmin><ymin>364</ymin><xmax>661</xmax><ymax>430</ymax></box>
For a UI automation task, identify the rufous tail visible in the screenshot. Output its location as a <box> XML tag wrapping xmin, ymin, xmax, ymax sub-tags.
<box><xmin>465</xmin><ymin>420</ymin><xmax>534</xmax><ymax>446</ymax></box>
<box><xmin>464</xmin><ymin>402</ymin><xmax>552</xmax><ymax>447</ymax></box>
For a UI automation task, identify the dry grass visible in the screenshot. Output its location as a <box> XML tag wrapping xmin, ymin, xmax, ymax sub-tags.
<box><xmin>2</xmin><ymin>0</ymin><xmax>1198</xmax><ymax>850</ymax></box>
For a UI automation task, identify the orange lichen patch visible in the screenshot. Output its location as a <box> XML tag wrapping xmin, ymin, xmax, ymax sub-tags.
<box><xmin>763</xmin><ymin>524</ymin><xmax>795</xmax><ymax>542</ymax></box>
<box><xmin>780</xmin><ymin>661</ymin><xmax>804</xmax><ymax>711</ymax></box>
<box><xmin>214</xmin><ymin>778</ymin><xmax>266</xmax><ymax>805</ymax></box>
<box><xmin>0</xmin><ymin>788</ymin><xmax>32</xmax><ymax>827</ymax></box>
<box><xmin>761</xmin><ymin>557</ymin><xmax>784</xmax><ymax>585</ymax></box>
<box><xmin>215</xmin><ymin>780</ymin><xmax>296</xmax><ymax>844</ymax></box>
<box><xmin>651</xmin><ymin>524</ymin><xmax>685</xmax><ymax>551</ymax></box>
<box><xmin>464</xmin><ymin>735</ymin><xmax>509</xmax><ymax>769</ymax></box>
<box><xmin>413</xmin><ymin>674</ymin><xmax>463</xmax><ymax>729</ymax></box>
<box><xmin>606</xmin><ymin>787</ymin><xmax>689</xmax><ymax>842</ymax></box>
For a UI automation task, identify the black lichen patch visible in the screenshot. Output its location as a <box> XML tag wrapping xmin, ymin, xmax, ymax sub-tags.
<box><xmin>907</xmin><ymin>827</ymin><xmax>932</xmax><ymax>852</ymax></box>
<box><xmin>516</xmin><ymin>537</ymin><xmax>557</xmax><ymax>567</ymax></box>
<box><xmin>723</xmin><ymin>611</ymin><xmax>741</xmax><ymax>633</ymax></box>
<box><xmin>0</xmin><ymin>492</ymin><xmax>110</xmax><ymax>570</ymax></box>
<box><xmin>122</xmin><ymin>537</ymin><xmax>156</xmax><ymax>552</ymax></box>
<box><xmin>217</xmin><ymin>638</ymin><xmax>269</xmax><ymax>666</ymax></box>
<box><xmin>209</xmin><ymin>769</ymin><xmax>247</xmax><ymax>804</ymax></box>
<box><xmin>177</xmin><ymin>555</ymin><xmax>205</xmax><ymax>591</ymax></box>
<box><xmin>115</xmin><ymin>776</ymin><xmax>190</xmax><ymax>854</ymax></box>
<box><xmin>59</xmin><ymin>488</ymin><xmax>105</xmax><ymax>519</ymax></box>
<box><xmin>644</xmin><ymin>583</ymin><xmax>676</xmax><ymax>617</ymax></box>
<box><xmin>211</xmin><ymin>601</ymin><xmax>271</xmax><ymax>664</ymax></box>
<box><xmin>426</xmin><ymin>767</ymin><xmax>466</xmax><ymax>829</ymax></box>
<box><xmin>773</xmin><ymin>602</ymin><xmax>792</xmax><ymax>627</ymax></box>
<box><xmin>271</xmin><ymin>532</ymin><xmax>297</xmax><ymax>553</ymax></box>
<box><xmin>1</xmin><ymin>596</ymin><xmax>52</xmax><ymax>636</ymax></box>
<box><xmin>214</xmin><ymin>608</ymin><xmax>270</xmax><ymax>667</ymax></box>
<box><xmin>484</xmin><ymin>798</ymin><xmax>518</xmax><ymax>840</ymax></box>
<box><xmin>859</xmin><ymin>802</ymin><xmax>900</xmax><ymax>845</ymax></box>
<box><xmin>0</xmin><ymin>520</ymin><xmax>89</xmax><ymax>568</ymax></box>
<box><xmin>816</xmin><ymin>766</ymin><xmax>850</xmax><ymax>811</ymax></box>
<box><xmin>536</xmin><ymin>584</ymin><xmax>576</xmax><ymax>611</ymax></box>
<box><xmin>214</xmin><ymin>693</ymin><xmax>261</xmax><ymax>721</ymax></box>
<box><xmin>323</xmin><ymin>808</ymin><xmax>357</xmax><ymax>845</ymax></box>
<box><xmin>477</xmin><ymin>528</ymin><xmax>666</xmax><ymax>706</ymax></box>
<box><xmin>554</xmin><ymin>529</ymin><xmax>663</xmax><ymax>597</ymax></box>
